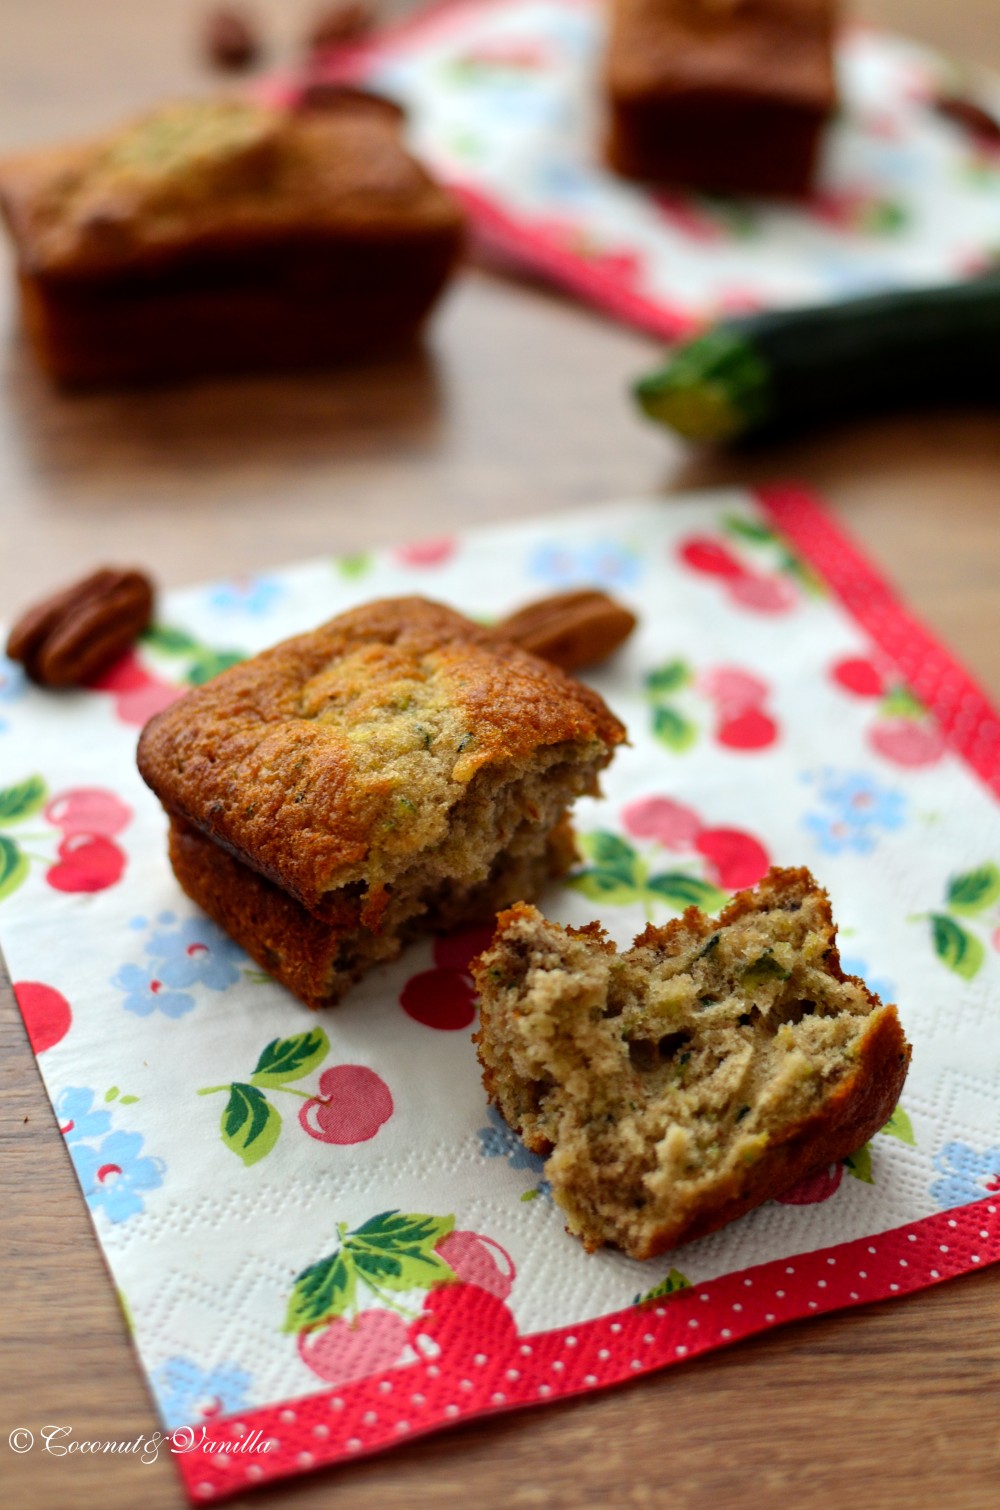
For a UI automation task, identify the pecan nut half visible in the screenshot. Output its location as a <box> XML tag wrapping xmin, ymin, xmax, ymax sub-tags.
<box><xmin>495</xmin><ymin>589</ymin><xmax>638</xmax><ymax>672</ymax></box>
<box><xmin>7</xmin><ymin>568</ymin><xmax>155</xmax><ymax>687</ymax></box>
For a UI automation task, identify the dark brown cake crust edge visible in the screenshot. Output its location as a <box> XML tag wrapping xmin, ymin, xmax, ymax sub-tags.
<box><xmin>169</xmin><ymin>814</ymin><xmax>579</xmax><ymax>1011</ymax></box>
<box><xmin>625</xmin><ymin>1003</ymin><xmax>911</xmax><ymax>1260</ymax></box>
<box><xmin>12</xmin><ymin>227</ymin><xmax>464</xmax><ymax>386</ymax></box>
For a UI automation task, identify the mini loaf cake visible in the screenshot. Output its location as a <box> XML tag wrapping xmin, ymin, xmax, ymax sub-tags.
<box><xmin>137</xmin><ymin>597</ymin><xmax>625</xmax><ymax>1009</ymax></box>
<box><xmin>604</xmin><ymin>0</ymin><xmax>837</xmax><ymax>197</ymax></box>
<box><xmin>472</xmin><ymin>867</ymin><xmax>910</xmax><ymax>1259</ymax></box>
<box><xmin>0</xmin><ymin>94</ymin><xmax>464</xmax><ymax>384</ymax></box>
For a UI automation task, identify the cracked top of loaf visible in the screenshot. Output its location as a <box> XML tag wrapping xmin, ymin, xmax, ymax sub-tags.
<box><xmin>0</xmin><ymin>96</ymin><xmax>464</xmax><ymax>278</ymax></box>
<box><xmin>137</xmin><ymin>596</ymin><xmax>625</xmax><ymax>920</ymax></box>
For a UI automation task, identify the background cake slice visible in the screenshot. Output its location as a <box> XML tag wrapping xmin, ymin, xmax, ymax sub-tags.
<box><xmin>472</xmin><ymin>867</ymin><xmax>911</xmax><ymax>1259</ymax></box>
<box><xmin>604</xmin><ymin>0</ymin><xmax>837</xmax><ymax>197</ymax></box>
<box><xmin>138</xmin><ymin>596</ymin><xmax>625</xmax><ymax>1008</ymax></box>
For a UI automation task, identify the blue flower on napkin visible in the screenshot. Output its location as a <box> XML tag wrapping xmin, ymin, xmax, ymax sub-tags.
<box><xmin>478</xmin><ymin>1105</ymin><xmax>552</xmax><ymax>1201</ymax></box>
<box><xmin>112</xmin><ymin>962</ymin><xmax>196</xmax><ymax>1019</ymax></box>
<box><xmin>144</xmin><ymin>915</ymin><xmax>245</xmax><ymax>991</ymax></box>
<box><xmin>839</xmin><ymin>956</ymin><xmax>896</xmax><ymax>1005</ymax></box>
<box><xmin>207</xmin><ymin>576</ymin><xmax>285</xmax><ymax>616</ymax></box>
<box><xmin>802</xmin><ymin>769</ymin><xmax>907</xmax><ymax>855</ymax></box>
<box><xmin>113</xmin><ymin>915</ymin><xmax>246</xmax><ymax>1014</ymax></box>
<box><xmin>0</xmin><ymin>655</ymin><xmax>25</xmax><ymax>732</ymax></box>
<box><xmin>478</xmin><ymin>1105</ymin><xmax>546</xmax><ymax>1173</ymax></box>
<box><xmin>70</xmin><ymin>1129</ymin><xmax>165</xmax><ymax>1223</ymax></box>
<box><xmin>528</xmin><ymin>538</ymin><xmax>641</xmax><ymax>590</ymax></box>
<box><xmin>54</xmin><ymin>1086</ymin><xmax>112</xmax><ymax>1144</ymax></box>
<box><xmin>930</xmin><ymin>1140</ymin><xmax>1000</xmax><ymax>1210</ymax></box>
<box><xmin>152</xmin><ymin>1356</ymin><xmax>253</xmax><ymax>1431</ymax></box>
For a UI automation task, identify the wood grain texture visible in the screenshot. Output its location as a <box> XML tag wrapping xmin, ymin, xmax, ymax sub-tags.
<box><xmin>1</xmin><ymin>2</ymin><xmax>998</xmax><ymax>1508</ymax></box>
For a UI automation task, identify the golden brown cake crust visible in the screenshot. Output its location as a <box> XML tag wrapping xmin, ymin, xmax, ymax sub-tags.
<box><xmin>0</xmin><ymin>98</ymin><xmax>463</xmax><ymax>278</ymax></box>
<box><xmin>473</xmin><ymin>868</ymin><xmax>911</xmax><ymax>1260</ymax></box>
<box><xmin>138</xmin><ymin>596</ymin><xmax>625</xmax><ymax>918</ymax></box>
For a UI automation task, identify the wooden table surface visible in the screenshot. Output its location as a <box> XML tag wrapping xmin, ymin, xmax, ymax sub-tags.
<box><xmin>1</xmin><ymin>2</ymin><xmax>998</xmax><ymax>1507</ymax></box>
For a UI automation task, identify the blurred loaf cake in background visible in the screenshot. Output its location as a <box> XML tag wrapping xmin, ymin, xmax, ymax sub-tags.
<box><xmin>604</xmin><ymin>0</ymin><xmax>837</xmax><ymax>197</ymax></box>
<box><xmin>0</xmin><ymin>92</ymin><xmax>464</xmax><ymax>384</ymax></box>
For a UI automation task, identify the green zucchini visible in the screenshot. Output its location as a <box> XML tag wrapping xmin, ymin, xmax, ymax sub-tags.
<box><xmin>633</xmin><ymin>275</ymin><xmax>1000</xmax><ymax>442</ymax></box>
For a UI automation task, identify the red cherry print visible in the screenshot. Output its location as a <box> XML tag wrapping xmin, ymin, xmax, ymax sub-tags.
<box><xmin>831</xmin><ymin>656</ymin><xmax>886</xmax><ymax>698</ymax></box>
<box><xmin>992</xmin><ymin>925</ymin><xmax>1000</xmax><ymax>955</ymax></box>
<box><xmin>868</xmin><ymin>718</ymin><xmax>946</xmax><ymax>768</ymax></box>
<box><xmin>651</xmin><ymin>191</ymin><xmax>724</xmax><ymax>243</ymax></box>
<box><xmin>695</xmin><ymin>828</ymin><xmax>771</xmax><ymax>890</ymax></box>
<box><xmin>400</xmin><ymin>968</ymin><xmax>476</xmax><ymax>1030</ymax></box>
<box><xmin>725</xmin><ymin>574</ymin><xmax>796</xmax><ymax>613</ymax></box>
<box><xmin>435</xmin><ymin>1230</ymin><xmax>516</xmax><ymax>1300</ymax></box>
<box><xmin>409</xmin><ymin>1282</ymin><xmax>518</xmax><ymax>1358</ymax></box>
<box><xmin>96</xmin><ymin>1163</ymin><xmax>123</xmax><ymax>1183</ymax></box>
<box><xmin>394</xmin><ymin>538</ymin><xmax>457</xmax><ymax>568</ymax></box>
<box><xmin>298</xmin><ymin>1065</ymin><xmax>394</xmax><ymax>1145</ymax></box>
<box><xmin>44</xmin><ymin>788</ymin><xmax>132</xmax><ymax>838</ymax></box>
<box><xmin>698</xmin><ymin>666</ymin><xmax>770</xmax><ymax>714</ymax></box>
<box><xmin>985</xmin><ymin>1173</ymin><xmax>1000</xmax><ymax>1192</ymax></box>
<box><xmin>621</xmin><ymin>796</ymin><xmax>702</xmax><ymax>849</ymax></box>
<box><xmin>85</xmin><ymin>648</ymin><xmax>180</xmax><ymax>724</ymax></box>
<box><xmin>678</xmin><ymin>538</ymin><xmax>747</xmax><ymax>579</ymax></box>
<box><xmin>114</xmin><ymin>682</ymin><xmax>181</xmax><ymax>726</ymax></box>
<box><xmin>297</xmin><ymin>1309</ymin><xmax>409</xmax><ymax>1384</ymax></box>
<box><xmin>776</xmin><ymin>1163</ymin><xmax>845</xmax><ymax>1205</ymax></box>
<box><xmin>14</xmin><ymin>981</ymin><xmax>72</xmax><ymax>1053</ymax></box>
<box><xmin>46</xmin><ymin>834</ymin><xmax>126</xmax><ymax>893</ymax></box>
<box><xmin>716</xmin><ymin>708</ymin><xmax>778</xmax><ymax>751</ymax></box>
<box><xmin>433</xmin><ymin>926</ymin><xmax>497</xmax><ymax>975</ymax></box>
<box><xmin>86</xmin><ymin>648</ymin><xmax>150</xmax><ymax>693</ymax></box>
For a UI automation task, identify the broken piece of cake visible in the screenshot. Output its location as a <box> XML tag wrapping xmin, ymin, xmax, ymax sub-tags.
<box><xmin>137</xmin><ymin>597</ymin><xmax>625</xmax><ymax>1009</ymax></box>
<box><xmin>472</xmin><ymin>867</ymin><xmax>911</xmax><ymax>1260</ymax></box>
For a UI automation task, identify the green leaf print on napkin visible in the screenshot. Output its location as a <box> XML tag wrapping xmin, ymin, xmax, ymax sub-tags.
<box><xmin>220</xmin><ymin>1083</ymin><xmax>282</xmax><ymax>1167</ymax></box>
<box><xmin>0</xmin><ymin>775</ymin><xmax>47</xmax><ymax>824</ymax></box>
<box><xmin>914</xmin><ymin>862</ymin><xmax>999</xmax><ymax>982</ymax></box>
<box><xmin>569</xmin><ymin>831</ymin><xmax>727</xmax><ymax>918</ymax></box>
<box><xmin>845</xmin><ymin>1102</ymin><xmax>916</xmax><ymax>1184</ymax></box>
<box><xmin>0</xmin><ymin>775</ymin><xmax>48</xmax><ymax>902</ymax></box>
<box><xmin>633</xmin><ymin>1268</ymin><xmax>691</xmax><ymax>1306</ymax></box>
<box><xmin>945</xmin><ymin>863</ymin><xmax>1000</xmax><ymax>917</ymax></box>
<box><xmin>0</xmin><ymin>835</ymin><xmax>29</xmax><ymax>902</ymax></box>
<box><xmin>880</xmin><ymin>1104</ymin><xmax>916</xmax><ymax>1145</ymax></box>
<box><xmin>141</xmin><ymin>623</ymin><xmax>245</xmax><ymax>687</ymax></box>
<box><xmin>199</xmin><ymin>1028</ymin><xmax>331</xmax><ymax>1163</ymax></box>
<box><xmin>284</xmin><ymin>1211</ymin><xmax>456</xmax><ymax>1331</ymax></box>
<box><xmin>930</xmin><ymin>913</ymin><xmax>985</xmax><ymax>981</ymax></box>
<box><xmin>250</xmin><ymin>1028</ymin><xmax>329</xmax><ymax>1088</ymax></box>
<box><xmin>644</xmin><ymin>661</ymin><xmax>698</xmax><ymax>753</ymax></box>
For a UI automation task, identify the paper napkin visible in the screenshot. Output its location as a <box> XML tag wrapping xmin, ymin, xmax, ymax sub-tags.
<box><xmin>3</xmin><ymin>485</ymin><xmax>999</xmax><ymax>1502</ymax></box>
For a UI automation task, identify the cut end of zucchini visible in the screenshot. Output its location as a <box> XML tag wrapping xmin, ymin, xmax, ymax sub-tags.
<box><xmin>633</xmin><ymin>328</ymin><xmax>772</xmax><ymax>443</ymax></box>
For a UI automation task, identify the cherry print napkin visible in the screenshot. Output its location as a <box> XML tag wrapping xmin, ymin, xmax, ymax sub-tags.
<box><xmin>283</xmin><ymin>0</ymin><xmax>1000</xmax><ymax>338</ymax></box>
<box><xmin>3</xmin><ymin>484</ymin><xmax>1000</xmax><ymax>1504</ymax></box>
